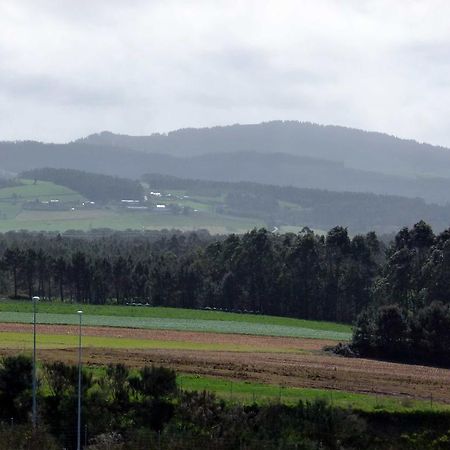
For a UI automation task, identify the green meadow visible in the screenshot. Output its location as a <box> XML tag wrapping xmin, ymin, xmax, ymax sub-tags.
<box><xmin>0</xmin><ymin>179</ymin><xmax>85</xmax><ymax>203</ymax></box>
<box><xmin>0</xmin><ymin>300</ymin><xmax>352</xmax><ymax>340</ymax></box>
<box><xmin>177</xmin><ymin>374</ymin><xmax>447</xmax><ymax>413</ymax></box>
<box><xmin>0</xmin><ymin>179</ymin><xmax>264</xmax><ymax>233</ymax></box>
<box><xmin>0</xmin><ymin>210</ymin><xmax>263</xmax><ymax>234</ymax></box>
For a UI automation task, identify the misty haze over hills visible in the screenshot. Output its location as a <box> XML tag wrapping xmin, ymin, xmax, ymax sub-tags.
<box><xmin>2</xmin><ymin>121</ymin><xmax>450</xmax><ymax>204</ymax></box>
<box><xmin>78</xmin><ymin>121</ymin><xmax>450</xmax><ymax>179</ymax></box>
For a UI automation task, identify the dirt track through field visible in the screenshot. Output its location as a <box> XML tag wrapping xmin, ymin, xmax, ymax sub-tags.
<box><xmin>1</xmin><ymin>323</ymin><xmax>449</xmax><ymax>404</ymax></box>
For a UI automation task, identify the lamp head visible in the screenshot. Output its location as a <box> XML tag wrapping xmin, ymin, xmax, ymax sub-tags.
<box><xmin>32</xmin><ymin>296</ymin><xmax>40</xmax><ymax>301</ymax></box>
<box><xmin>77</xmin><ymin>310</ymin><xmax>83</xmax><ymax>315</ymax></box>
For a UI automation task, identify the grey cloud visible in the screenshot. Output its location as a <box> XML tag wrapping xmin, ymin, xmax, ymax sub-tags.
<box><xmin>400</xmin><ymin>42</ymin><xmax>450</xmax><ymax>66</ymax></box>
<box><xmin>0</xmin><ymin>0</ymin><xmax>449</xmax><ymax>145</ymax></box>
<box><xmin>0</xmin><ymin>72</ymin><xmax>128</xmax><ymax>107</ymax></box>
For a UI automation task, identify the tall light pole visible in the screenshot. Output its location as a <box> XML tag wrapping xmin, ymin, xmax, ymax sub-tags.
<box><xmin>77</xmin><ymin>310</ymin><xmax>83</xmax><ymax>450</ymax></box>
<box><xmin>31</xmin><ymin>296</ymin><xmax>39</xmax><ymax>428</ymax></box>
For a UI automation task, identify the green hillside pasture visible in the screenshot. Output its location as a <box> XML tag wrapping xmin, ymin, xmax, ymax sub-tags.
<box><xmin>178</xmin><ymin>374</ymin><xmax>447</xmax><ymax>413</ymax></box>
<box><xmin>0</xmin><ymin>179</ymin><xmax>85</xmax><ymax>203</ymax></box>
<box><xmin>0</xmin><ymin>312</ymin><xmax>350</xmax><ymax>340</ymax></box>
<box><xmin>0</xmin><ymin>179</ymin><xmax>85</xmax><ymax>223</ymax></box>
<box><xmin>0</xmin><ymin>301</ymin><xmax>352</xmax><ymax>339</ymax></box>
<box><xmin>0</xmin><ymin>209</ymin><xmax>263</xmax><ymax>233</ymax></box>
<box><xmin>0</xmin><ymin>331</ymin><xmax>296</xmax><ymax>353</ymax></box>
<box><xmin>0</xmin><ymin>179</ymin><xmax>263</xmax><ymax>232</ymax></box>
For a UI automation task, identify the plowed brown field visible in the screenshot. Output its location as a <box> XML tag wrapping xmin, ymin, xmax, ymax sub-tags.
<box><xmin>1</xmin><ymin>323</ymin><xmax>449</xmax><ymax>404</ymax></box>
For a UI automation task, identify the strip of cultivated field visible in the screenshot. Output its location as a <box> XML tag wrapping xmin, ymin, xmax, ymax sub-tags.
<box><xmin>0</xmin><ymin>301</ymin><xmax>352</xmax><ymax>340</ymax></box>
<box><xmin>0</xmin><ymin>322</ymin><xmax>449</xmax><ymax>411</ymax></box>
<box><xmin>3</xmin><ymin>302</ymin><xmax>447</xmax><ymax>413</ymax></box>
<box><xmin>0</xmin><ymin>323</ymin><xmax>330</xmax><ymax>350</ymax></box>
<box><xmin>0</xmin><ymin>324</ymin><xmax>324</xmax><ymax>353</ymax></box>
<box><xmin>0</xmin><ymin>312</ymin><xmax>350</xmax><ymax>339</ymax></box>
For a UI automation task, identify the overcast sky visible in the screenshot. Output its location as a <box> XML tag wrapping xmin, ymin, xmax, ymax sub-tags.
<box><xmin>1</xmin><ymin>0</ymin><xmax>449</xmax><ymax>146</ymax></box>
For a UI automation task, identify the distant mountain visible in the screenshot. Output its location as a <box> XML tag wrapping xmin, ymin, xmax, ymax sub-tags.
<box><xmin>0</xmin><ymin>141</ymin><xmax>175</xmax><ymax>178</ymax></box>
<box><xmin>78</xmin><ymin>121</ymin><xmax>450</xmax><ymax>179</ymax></box>
<box><xmin>2</xmin><ymin>141</ymin><xmax>450</xmax><ymax>204</ymax></box>
<box><xmin>2</xmin><ymin>121</ymin><xmax>450</xmax><ymax>204</ymax></box>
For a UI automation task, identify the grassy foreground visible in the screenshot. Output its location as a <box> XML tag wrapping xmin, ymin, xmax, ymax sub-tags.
<box><xmin>179</xmin><ymin>374</ymin><xmax>445</xmax><ymax>413</ymax></box>
<box><xmin>72</xmin><ymin>366</ymin><xmax>447</xmax><ymax>413</ymax></box>
<box><xmin>0</xmin><ymin>300</ymin><xmax>352</xmax><ymax>340</ymax></box>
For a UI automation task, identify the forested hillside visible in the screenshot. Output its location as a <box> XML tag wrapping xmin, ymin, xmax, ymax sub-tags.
<box><xmin>0</xmin><ymin>141</ymin><xmax>162</xmax><ymax>179</ymax></box>
<box><xmin>21</xmin><ymin>168</ymin><xmax>143</xmax><ymax>203</ymax></box>
<box><xmin>1</xmin><ymin>167</ymin><xmax>450</xmax><ymax>233</ymax></box>
<box><xmin>79</xmin><ymin>122</ymin><xmax>450</xmax><ymax>179</ymax></box>
<box><xmin>143</xmin><ymin>173</ymin><xmax>450</xmax><ymax>233</ymax></box>
<box><xmin>3</xmin><ymin>121</ymin><xmax>450</xmax><ymax>203</ymax></box>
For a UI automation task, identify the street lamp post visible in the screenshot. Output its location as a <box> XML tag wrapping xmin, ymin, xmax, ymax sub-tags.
<box><xmin>77</xmin><ymin>310</ymin><xmax>83</xmax><ymax>450</ymax></box>
<box><xmin>31</xmin><ymin>296</ymin><xmax>39</xmax><ymax>428</ymax></box>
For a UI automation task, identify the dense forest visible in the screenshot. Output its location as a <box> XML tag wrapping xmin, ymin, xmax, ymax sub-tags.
<box><xmin>349</xmin><ymin>302</ymin><xmax>450</xmax><ymax>367</ymax></box>
<box><xmin>1</xmin><ymin>355</ymin><xmax>450</xmax><ymax>450</ymax></box>
<box><xmin>0</xmin><ymin>227</ymin><xmax>381</xmax><ymax>323</ymax></box>
<box><xmin>20</xmin><ymin>168</ymin><xmax>144</xmax><ymax>203</ymax></box>
<box><xmin>345</xmin><ymin>221</ymin><xmax>450</xmax><ymax>366</ymax></box>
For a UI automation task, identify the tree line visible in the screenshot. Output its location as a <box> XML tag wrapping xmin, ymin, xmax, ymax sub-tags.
<box><xmin>0</xmin><ymin>227</ymin><xmax>382</xmax><ymax>323</ymax></box>
<box><xmin>349</xmin><ymin>302</ymin><xmax>450</xmax><ymax>367</ymax></box>
<box><xmin>1</xmin><ymin>221</ymin><xmax>450</xmax><ymax>327</ymax></box>
<box><xmin>346</xmin><ymin>220</ymin><xmax>450</xmax><ymax>366</ymax></box>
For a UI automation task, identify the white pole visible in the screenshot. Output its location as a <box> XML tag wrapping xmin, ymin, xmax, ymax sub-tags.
<box><xmin>77</xmin><ymin>310</ymin><xmax>83</xmax><ymax>450</ymax></box>
<box><xmin>31</xmin><ymin>296</ymin><xmax>39</xmax><ymax>428</ymax></box>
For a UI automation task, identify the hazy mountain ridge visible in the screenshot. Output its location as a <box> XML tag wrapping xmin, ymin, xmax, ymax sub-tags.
<box><xmin>3</xmin><ymin>121</ymin><xmax>450</xmax><ymax>204</ymax></box>
<box><xmin>77</xmin><ymin>121</ymin><xmax>450</xmax><ymax>178</ymax></box>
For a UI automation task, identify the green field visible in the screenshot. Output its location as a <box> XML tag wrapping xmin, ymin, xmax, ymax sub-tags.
<box><xmin>0</xmin><ymin>331</ymin><xmax>296</xmax><ymax>353</ymax></box>
<box><xmin>0</xmin><ymin>312</ymin><xmax>350</xmax><ymax>340</ymax></box>
<box><xmin>0</xmin><ymin>178</ymin><xmax>317</xmax><ymax>234</ymax></box>
<box><xmin>0</xmin><ymin>209</ymin><xmax>263</xmax><ymax>234</ymax></box>
<box><xmin>79</xmin><ymin>366</ymin><xmax>446</xmax><ymax>413</ymax></box>
<box><xmin>178</xmin><ymin>374</ymin><xmax>445</xmax><ymax>412</ymax></box>
<box><xmin>0</xmin><ymin>179</ymin><xmax>85</xmax><ymax>203</ymax></box>
<box><xmin>0</xmin><ymin>179</ymin><xmax>85</xmax><ymax>221</ymax></box>
<box><xmin>1</xmin><ymin>300</ymin><xmax>445</xmax><ymax>415</ymax></box>
<box><xmin>0</xmin><ymin>179</ymin><xmax>265</xmax><ymax>233</ymax></box>
<box><xmin>0</xmin><ymin>301</ymin><xmax>352</xmax><ymax>340</ymax></box>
